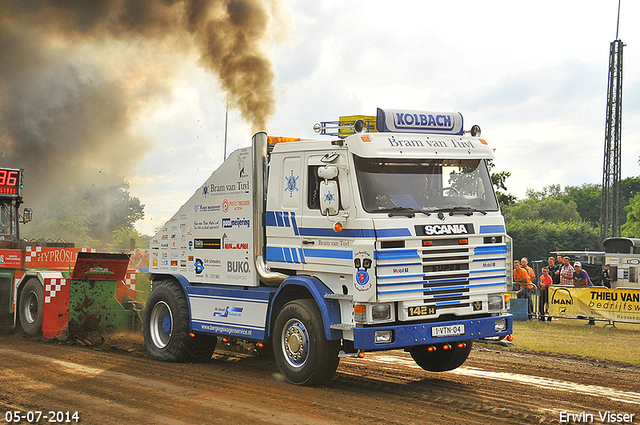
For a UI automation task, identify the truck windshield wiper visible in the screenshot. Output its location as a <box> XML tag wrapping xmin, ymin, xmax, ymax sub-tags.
<box><xmin>376</xmin><ymin>206</ymin><xmax>416</xmax><ymax>217</ymax></box>
<box><xmin>425</xmin><ymin>207</ymin><xmax>488</xmax><ymax>216</ymax></box>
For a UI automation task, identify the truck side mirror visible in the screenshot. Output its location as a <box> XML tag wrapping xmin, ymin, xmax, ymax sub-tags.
<box><xmin>318</xmin><ymin>165</ymin><xmax>340</xmax><ymax>216</ymax></box>
<box><xmin>320</xmin><ymin>180</ymin><xmax>339</xmax><ymax>216</ymax></box>
<box><xmin>318</xmin><ymin>165</ymin><xmax>338</xmax><ymax>179</ymax></box>
<box><xmin>22</xmin><ymin>208</ymin><xmax>32</xmax><ymax>224</ymax></box>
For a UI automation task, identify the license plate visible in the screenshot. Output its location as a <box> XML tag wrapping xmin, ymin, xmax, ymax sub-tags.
<box><xmin>431</xmin><ymin>324</ymin><xmax>465</xmax><ymax>338</ymax></box>
<box><xmin>408</xmin><ymin>305</ymin><xmax>436</xmax><ymax>317</ymax></box>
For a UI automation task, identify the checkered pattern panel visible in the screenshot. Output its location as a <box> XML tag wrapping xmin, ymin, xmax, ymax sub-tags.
<box><xmin>25</xmin><ymin>246</ymin><xmax>42</xmax><ymax>263</ymax></box>
<box><xmin>44</xmin><ymin>278</ymin><xmax>67</xmax><ymax>304</ymax></box>
<box><xmin>123</xmin><ymin>271</ymin><xmax>137</xmax><ymax>291</ymax></box>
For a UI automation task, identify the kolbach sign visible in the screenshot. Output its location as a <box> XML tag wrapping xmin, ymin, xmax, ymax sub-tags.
<box><xmin>549</xmin><ymin>286</ymin><xmax>640</xmax><ymax>324</ymax></box>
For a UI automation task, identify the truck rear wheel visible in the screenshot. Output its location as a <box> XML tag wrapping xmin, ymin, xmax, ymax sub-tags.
<box><xmin>409</xmin><ymin>340</ymin><xmax>472</xmax><ymax>372</ymax></box>
<box><xmin>272</xmin><ymin>299</ymin><xmax>340</xmax><ymax>385</ymax></box>
<box><xmin>19</xmin><ymin>279</ymin><xmax>43</xmax><ymax>336</ymax></box>
<box><xmin>144</xmin><ymin>280</ymin><xmax>216</xmax><ymax>362</ymax></box>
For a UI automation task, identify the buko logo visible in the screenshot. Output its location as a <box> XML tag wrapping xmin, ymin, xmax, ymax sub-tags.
<box><xmin>227</xmin><ymin>260</ymin><xmax>250</xmax><ymax>273</ymax></box>
<box><xmin>423</xmin><ymin>224</ymin><xmax>469</xmax><ymax>235</ymax></box>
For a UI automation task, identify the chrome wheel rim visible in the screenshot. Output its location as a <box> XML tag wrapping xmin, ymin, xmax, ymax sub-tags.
<box><xmin>282</xmin><ymin>318</ymin><xmax>309</xmax><ymax>368</ymax></box>
<box><xmin>22</xmin><ymin>291</ymin><xmax>39</xmax><ymax>324</ymax></box>
<box><xmin>150</xmin><ymin>301</ymin><xmax>173</xmax><ymax>348</ymax></box>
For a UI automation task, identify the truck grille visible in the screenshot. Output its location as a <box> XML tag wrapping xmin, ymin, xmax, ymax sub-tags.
<box><xmin>375</xmin><ymin>235</ymin><xmax>507</xmax><ymax>319</ymax></box>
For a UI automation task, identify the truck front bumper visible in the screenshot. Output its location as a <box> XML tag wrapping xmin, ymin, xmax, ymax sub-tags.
<box><xmin>352</xmin><ymin>314</ymin><xmax>513</xmax><ymax>351</ymax></box>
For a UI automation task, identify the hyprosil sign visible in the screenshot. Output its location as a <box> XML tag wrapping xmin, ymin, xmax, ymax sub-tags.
<box><xmin>25</xmin><ymin>247</ymin><xmax>95</xmax><ymax>268</ymax></box>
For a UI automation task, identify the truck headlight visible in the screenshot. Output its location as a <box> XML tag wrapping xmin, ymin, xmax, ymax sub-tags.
<box><xmin>488</xmin><ymin>294</ymin><xmax>504</xmax><ymax>311</ymax></box>
<box><xmin>371</xmin><ymin>304</ymin><xmax>391</xmax><ymax>320</ymax></box>
<box><xmin>495</xmin><ymin>318</ymin><xmax>507</xmax><ymax>332</ymax></box>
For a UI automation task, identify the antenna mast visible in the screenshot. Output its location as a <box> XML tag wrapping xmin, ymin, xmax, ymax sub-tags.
<box><xmin>224</xmin><ymin>93</ymin><xmax>229</xmax><ymax>160</ymax></box>
<box><xmin>600</xmin><ymin>0</ymin><xmax>624</xmax><ymax>242</ymax></box>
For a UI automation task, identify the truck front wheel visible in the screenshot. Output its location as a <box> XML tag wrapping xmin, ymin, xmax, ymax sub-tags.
<box><xmin>272</xmin><ymin>299</ymin><xmax>340</xmax><ymax>385</ymax></box>
<box><xmin>19</xmin><ymin>279</ymin><xmax>43</xmax><ymax>336</ymax></box>
<box><xmin>144</xmin><ymin>280</ymin><xmax>216</xmax><ymax>363</ymax></box>
<box><xmin>409</xmin><ymin>340</ymin><xmax>473</xmax><ymax>372</ymax></box>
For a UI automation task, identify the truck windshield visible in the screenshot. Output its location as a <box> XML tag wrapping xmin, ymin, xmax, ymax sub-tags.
<box><xmin>0</xmin><ymin>201</ymin><xmax>14</xmax><ymax>237</ymax></box>
<box><xmin>354</xmin><ymin>156</ymin><xmax>499</xmax><ymax>214</ymax></box>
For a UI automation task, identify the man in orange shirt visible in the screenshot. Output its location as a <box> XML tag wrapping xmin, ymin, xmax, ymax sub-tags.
<box><xmin>514</xmin><ymin>260</ymin><xmax>533</xmax><ymax>319</ymax></box>
<box><xmin>513</xmin><ymin>260</ymin><xmax>532</xmax><ymax>286</ymax></box>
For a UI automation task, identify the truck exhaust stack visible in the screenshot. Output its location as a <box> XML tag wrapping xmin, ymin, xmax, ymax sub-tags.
<box><xmin>252</xmin><ymin>132</ymin><xmax>287</xmax><ymax>286</ymax></box>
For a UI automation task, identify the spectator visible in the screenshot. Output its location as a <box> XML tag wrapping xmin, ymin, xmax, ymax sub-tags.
<box><xmin>130</xmin><ymin>248</ymin><xmax>144</xmax><ymax>270</ymax></box>
<box><xmin>142</xmin><ymin>250</ymin><xmax>149</xmax><ymax>269</ymax></box>
<box><xmin>538</xmin><ymin>266</ymin><xmax>552</xmax><ymax>322</ymax></box>
<box><xmin>521</xmin><ymin>257</ymin><xmax>536</xmax><ymax>285</ymax></box>
<box><xmin>572</xmin><ymin>262</ymin><xmax>593</xmax><ymax>287</ymax></box>
<box><xmin>548</xmin><ymin>256</ymin><xmax>561</xmax><ymax>286</ymax></box>
<box><xmin>560</xmin><ymin>256</ymin><xmax>575</xmax><ymax>286</ymax></box>
<box><xmin>602</xmin><ymin>264</ymin><xmax>613</xmax><ymax>288</ymax></box>
<box><xmin>573</xmin><ymin>262</ymin><xmax>595</xmax><ymax>325</ymax></box>
<box><xmin>514</xmin><ymin>260</ymin><xmax>534</xmax><ymax>319</ymax></box>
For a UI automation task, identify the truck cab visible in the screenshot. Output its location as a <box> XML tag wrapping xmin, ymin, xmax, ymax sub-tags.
<box><xmin>265</xmin><ymin>108</ymin><xmax>510</xmax><ymax>349</ymax></box>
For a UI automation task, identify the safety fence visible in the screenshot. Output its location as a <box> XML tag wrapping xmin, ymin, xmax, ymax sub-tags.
<box><xmin>508</xmin><ymin>284</ymin><xmax>547</xmax><ymax>322</ymax></box>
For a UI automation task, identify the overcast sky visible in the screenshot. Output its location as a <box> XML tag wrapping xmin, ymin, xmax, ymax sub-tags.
<box><xmin>126</xmin><ymin>0</ymin><xmax>640</xmax><ymax>235</ymax></box>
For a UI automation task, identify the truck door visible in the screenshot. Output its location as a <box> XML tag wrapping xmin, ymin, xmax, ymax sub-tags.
<box><xmin>300</xmin><ymin>153</ymin><xmax>355</xmax><ymax>275</ymax></box>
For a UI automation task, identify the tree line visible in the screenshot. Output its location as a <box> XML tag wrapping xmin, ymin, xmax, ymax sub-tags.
<box><xmin>24</xmin><ymin>171</ymin><xmax>148</xmax><ymax>252</ymax></box>
<box><xmin>22</xmin><ymin>163</ymin><xmax>640</xmax><ymax>259</ymax></box>
<box><xmin>498</xmin><ymin>175</ymin><xmax>640</xmax><ymax>263</ymax></box>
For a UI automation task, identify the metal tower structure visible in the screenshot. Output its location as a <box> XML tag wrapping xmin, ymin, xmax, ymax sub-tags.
<box><xmin>600</xmin><ymin>2</ymin><xmax>624</xmax><ymax>242</ymax></box>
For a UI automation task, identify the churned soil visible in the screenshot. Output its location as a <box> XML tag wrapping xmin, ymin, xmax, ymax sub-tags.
<box><xmin>0</xmin><ymin>331</ymin><xmax>638</xmax><ymax>425</ymax></box>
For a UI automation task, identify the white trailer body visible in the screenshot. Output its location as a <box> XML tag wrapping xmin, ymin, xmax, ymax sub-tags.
<box><xmin>150</xmin><ymin>147</ymin><xmax>256</xmax><ymax>286</ymax></box>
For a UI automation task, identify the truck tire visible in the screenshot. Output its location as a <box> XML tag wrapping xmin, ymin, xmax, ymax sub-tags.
<box><xmin>409</xmin><ymin>340</ymin><xmax>473</xmax><ymax>372</ymax></box>
<box><xmin>272</xmin><ymin>299</ymin><xmax>340</xmax><ymax>385</ymax></box>
<box><xmin>144</xmin><ymin>280</ymin><xmax>216</xmax><ymax>363</ymax></box>
<box><xmin>19</xmin><ymin>279</ymin><xmax>43</xmax><ymax>336</ymax></box>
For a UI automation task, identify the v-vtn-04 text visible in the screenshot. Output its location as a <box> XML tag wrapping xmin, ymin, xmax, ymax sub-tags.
<box><xmin>145</xmin><ymin>108</ymin><xmax>513</xmax><ymax>385</ymax></box>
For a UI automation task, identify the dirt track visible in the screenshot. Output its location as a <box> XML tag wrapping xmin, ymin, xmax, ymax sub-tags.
<box><xmin>0</xmin><ymin>332</ymin><xmax>639</xmax><ymax>425</ymax></box>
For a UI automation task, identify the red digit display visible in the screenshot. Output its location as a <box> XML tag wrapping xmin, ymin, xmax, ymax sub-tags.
<box><xmin>0</xmin><ymin>168</ymin><xmax>21</xmax><ymax>196</ymax></box>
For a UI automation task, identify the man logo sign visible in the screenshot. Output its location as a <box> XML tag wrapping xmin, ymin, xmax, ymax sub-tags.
<box><xmin>550</xmin><ymin>287</ymin><xmax>574</xmax><ymax>316</ymax></box>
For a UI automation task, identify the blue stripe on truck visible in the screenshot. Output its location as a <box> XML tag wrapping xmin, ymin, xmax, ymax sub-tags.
<box><xmin>266</xmin><ymin>246</ymin><xmax>308</xmax><ymax>264</ymax></box>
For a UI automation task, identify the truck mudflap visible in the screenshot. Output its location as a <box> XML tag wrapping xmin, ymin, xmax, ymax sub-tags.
<box><xmin>352</xmin><ymin>314</ymin><xmax>513</xmax><ymax>351</ymax></box>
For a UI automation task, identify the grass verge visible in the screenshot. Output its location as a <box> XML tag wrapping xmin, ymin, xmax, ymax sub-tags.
<box><xmin>495</xmin><ymin>318</ymin><xmax>640</xmax><ymax>365</ymax></box>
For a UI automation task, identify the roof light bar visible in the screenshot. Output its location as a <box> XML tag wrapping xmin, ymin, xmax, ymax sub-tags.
<box><xmin>267</xmin><ymin>136</ymin><xmax>300</xmax><ymax>145</ymax></box>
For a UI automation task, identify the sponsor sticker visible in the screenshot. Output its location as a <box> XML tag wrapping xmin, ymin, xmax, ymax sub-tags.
<box><xmin>194</xmin><ymin>238</ymin><xmax>221</xmax><ymax>249</ymax></box>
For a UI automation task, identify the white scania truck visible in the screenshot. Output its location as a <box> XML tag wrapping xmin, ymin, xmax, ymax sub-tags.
<box><xmin>144</xmin><ymin>108</ymin><xmax>513</xmax><ymax>385</ymax></box>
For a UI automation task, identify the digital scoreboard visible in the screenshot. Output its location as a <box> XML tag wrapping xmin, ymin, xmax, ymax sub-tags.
<box><xmin>0</xmin><ymin>168</ymin><xmax>22</xmax><ymax>197</ymax></box>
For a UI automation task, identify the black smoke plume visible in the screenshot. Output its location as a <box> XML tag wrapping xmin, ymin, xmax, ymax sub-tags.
<box><xmin>0</xmin><ymin>0</ymin><xmax>279</xmax><ymax>236</ymax></box>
